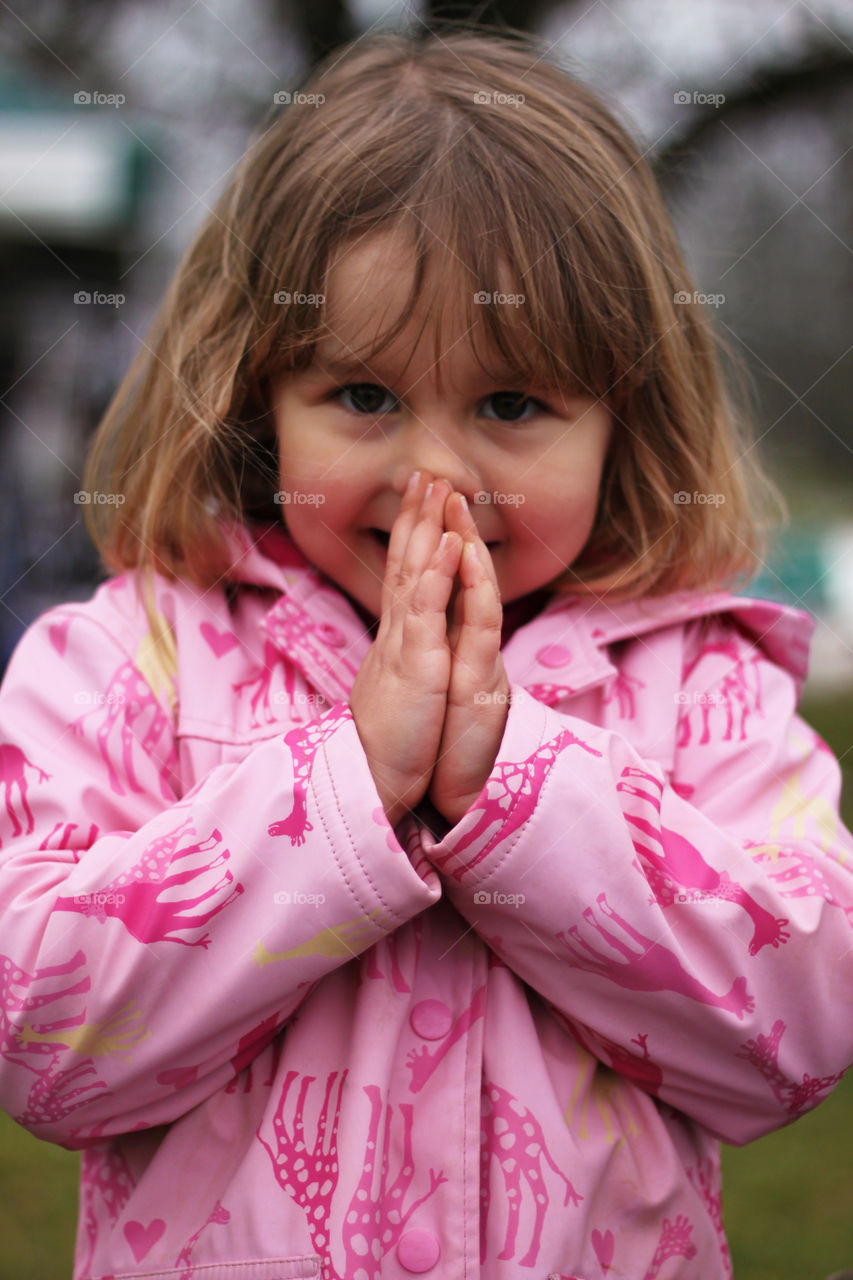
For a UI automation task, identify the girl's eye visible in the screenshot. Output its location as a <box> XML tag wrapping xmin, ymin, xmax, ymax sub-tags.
<box><xmin>482</xmin><ymin>392</ymin><xmax>543</xmax><ymax>423</ymax></box>
<box><xmin>336</xmin><ymin>383</ymin><xmax>396</xmax><ymax>416</ymax></box>
<box><xmin>334</xmin><ymin>383</ymin><xmax>545</xmax><ymax>423</ymax></box>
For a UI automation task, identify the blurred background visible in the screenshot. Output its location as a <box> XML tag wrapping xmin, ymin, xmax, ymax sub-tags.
<box><xmin>0</xmin><ymin>1</ymin><xmax>851</xmax><ymax>1277</ymax></box>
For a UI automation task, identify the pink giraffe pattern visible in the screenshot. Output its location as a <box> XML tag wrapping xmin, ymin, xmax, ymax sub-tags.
<box><xmin>232</xmin><ymin>637</ymin><xmax>309</xmax><ymax>728</ymax></box>
<box><xmin>70</xmin><ymin>659</ymin><xmax>177</xmax><ymax>799</ymax></box>
<box><xmin>523</xmin><ymin>682</ymin><xmax>576</xmax><ymax>706</ymax></box>
<box><xmin>362</xmin><ymin>914</ymin><xmax>425</xmax><ymax>994</ymax></box>
<box><xmin>565</xmin><ymin>1015</ymin><xmax>664</xmax><ymax>1096</ymax></box>
<box><xmin>0</xmin><ymin>743</ymin><xmax>50</xmax><ymax>842</ymax></box>
<box><xmin>480</xmin><ymin>1081</ymin><xmax>582</xmax><ymax>1267</ymax></box>
<box><xmin>77</xmin><ymin>1143</ymin><xmax>136</xmax><ymax>1277</ymax></box>
<box><xmin>15</xmin><ymin>1053</ymin><xmax>110</xmax><ymax>1129</ymax></box>
<box><xmin>39</xmin><ymin>819</ymin><xmax>99</xmax><ymax>855</ymax></box>
<box><xmin>602</xmin><ymin>668</ymin><xmax>645</xmax><ymax>719</ymax></box>
<box><xmin>262</xmin><ymin>596</ymin><xmax>360</xmax><ymax>703</ymax></box>
<box><xmin>557</xmin><ymin>892</ymin><xmax>755</xmax><ymax>1019</ymax></box>
<box><xmin>642</xmin><ymin>1215</ymin><xmax>697</xmax><ymax>1279</ymax></box>
<box><xmin>154</xmin><ymin>1013</ymin><xmax>282</xmax><ymax>1097</ymax></box>
<box><xmin>677</xmin><ymin>632</ymin><xmax>763</xmax><ymax>747</ymax></box>
<box><xmin>258</xmin><ymin>1070</ymin><xmax>448</xmax><ymax>1280</ymax></box>
<box><xmin>406</xmin><ymin>985</ymin><xmax>486</xmax><ymax>1093</ymax></box>
<box><xmin>0</xmin><ymin>949</ymin><xmax>90</xmax><ymax>1071</ymax></box>
<box><xmin>224</xmin><ymin>1012</ymin><xmax>281</xmax><ymax>1093</ymax></box>
<box><xmin>0</xmin><ymin>949</ymin><xmax>114</xmax><ymax>1131</ymax></box>
<box><xmin>339</xmin><ymin>1084</ymin><xmax>448</xmax><ymax>1280</ymax></box>
<box><xmin>430</xmin><ymin>727</ymin><xmax>603</xmax><ymax>882</ymax></box>
<box><xmin>175</xmin><ymin>1200</ymin><xmax>231</xmax><ymax>1280</ymax></box>
<box><xmin>736</xmin><ymin>1019</ymin><xmax>846</xmax><ymax>1117</ymax></box>
<box><xmin>687</xmin><ymin>1156</ymin><xmax>732</xmax><ymax>1280</ymax></box>
<box><xmin>617</xmin><ymin>766</ymin><xmax>790</xmax><ymax>955</ymax></box>
<box><xmin>54</xmin><ymin>815</ymin><xmax>244</xmax><ymax>948</ymax></box>
<box><xmin>268</xmin><ymin>706</ymin><xmax>352</xmax><ymax>846</ymax></box>
<box><xmin>258</xmin><ymin>1069</ymin><xmax>347</xmax><ymax>1266</ymax></box>
<box><xmin>748</xmin><ymin>840</ymin><xmax>853</xmax><ymax>928</ymax></box>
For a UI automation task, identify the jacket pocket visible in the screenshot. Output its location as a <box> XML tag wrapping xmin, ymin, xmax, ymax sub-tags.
<box><xmin>105</xmin><ymin>1257</ymin><xmax>322</xmax><ymax>1280</ymax></box>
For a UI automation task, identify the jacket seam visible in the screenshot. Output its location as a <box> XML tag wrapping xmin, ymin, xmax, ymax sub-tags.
<box><xmin>313</xmin><ymin>721</ymin><xmax>409</xmax><ymax>926</ymax></box>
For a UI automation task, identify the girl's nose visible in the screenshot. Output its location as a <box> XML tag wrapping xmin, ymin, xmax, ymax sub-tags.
<box><xmin>390</xmin><ymin>418</ymin><xmax>481</xmax><ymax>500</ymax></box>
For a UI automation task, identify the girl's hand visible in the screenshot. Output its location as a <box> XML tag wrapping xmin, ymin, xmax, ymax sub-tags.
<box><xmin>350</xmin><ymin>473</ymin><xmax>461</xmax><ymax>828</ymax></box>
<box><xmin>428</xmin><ymin>492</ymin><xmax>510</xmax><ymax>825</ymax></box>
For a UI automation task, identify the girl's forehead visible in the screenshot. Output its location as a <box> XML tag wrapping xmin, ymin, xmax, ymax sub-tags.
<box><xmin>317</xmin><ymin>229</ymin><xmax>527</xmax><ymax>377</ymax></box>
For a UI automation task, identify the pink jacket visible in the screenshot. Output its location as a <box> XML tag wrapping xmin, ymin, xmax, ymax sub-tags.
<box><xmin>1</xmin><ymin>521</ymin><xmax>852</xmax><ymax>1280</ymax></box>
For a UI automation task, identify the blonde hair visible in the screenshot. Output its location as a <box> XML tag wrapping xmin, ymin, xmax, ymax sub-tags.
<box><xmin>82</xmin><ymin>23</ymin><xmax>777</xmax><ymax>607</ymax></box>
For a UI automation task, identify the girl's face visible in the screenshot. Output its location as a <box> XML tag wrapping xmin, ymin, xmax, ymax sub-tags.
<box><xmin>272</xmin><ymin>231</ymin><xmax>612</xmax><ymax>620</ymax></box>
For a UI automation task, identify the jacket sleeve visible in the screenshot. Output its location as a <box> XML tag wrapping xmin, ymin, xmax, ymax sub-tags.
<box><xmin>419</xmin><ymin>618</ymin><xmax>853</xmax><ymax>1145</ymax></box>
<box><xmin>0</xmin><ymin>604</ymin><xmax>439</xmax><ymax>1149</ymax></box>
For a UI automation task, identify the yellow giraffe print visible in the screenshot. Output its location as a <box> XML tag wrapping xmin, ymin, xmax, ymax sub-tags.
<box><xmin>254</xmin><ymin>910</ymin><xmax>389</xmax><ymax>967</ymax></box>
<box><xmin>564</xmin><ymin>1039</ymin><xmax>642</xmax><ymax>1148</ymax></box>
<box><xmin>18</xmin><ymin>1000</ymin><xmax>149</xmax><ymax>1062</ymax></box>
<box><xmin>766</xmin><ymin>726</ymin><xmax>843</xmax><ymax>861</ymax></box>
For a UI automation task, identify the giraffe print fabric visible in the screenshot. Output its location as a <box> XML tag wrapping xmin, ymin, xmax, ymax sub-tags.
<box><xmin>1</xmin><ymin>520</ymin><xmax>852</xmax><ymax>1279</ymax></box>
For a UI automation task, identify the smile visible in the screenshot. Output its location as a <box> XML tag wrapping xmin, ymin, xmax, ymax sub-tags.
<box><xmin>367</xmin><ymin>528</ymin><xmax>500</xmax><ymax>554</ymax></box>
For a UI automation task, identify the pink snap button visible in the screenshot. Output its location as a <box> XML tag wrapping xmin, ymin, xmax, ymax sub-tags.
<box><xmin>396</xmin><ymin>1229</ymin><xmax>441</xmax><ymax>1272</ymax></box>
<box><xmin>316</xmin><ymin>623</ymin><xmax>346</xmax><ymax>647</ymax></box>
<box><xmin>535</xmin><ymin>643</ymin><xmax>572</xmax><ymax>668</ymax></box>
<box><xmin>409</xmin><ymin>999</ymin><xmax>453</xmax><ymax>1040</ymax></box>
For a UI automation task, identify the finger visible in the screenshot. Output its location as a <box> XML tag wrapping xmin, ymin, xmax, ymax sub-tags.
<box><xmin>448</xmin><ymin>540</ymin><xmax>504</xmax><ymax>692</ymax></box>
<box><xmin>444</xmin><ymin>492</ymin><xmax>501</xmax><ymax>601</ymax></box>
<box><xmin>443</xmin><ymin>490</ymin><xmax>478</xmax><ymax>541</ymax></box>
<box><xmin>381</xmin><ymin>470</ymin><xmax>431</xmax><ymax>618</ymax></box>
<box><xmin>385</xmin><ymin>478</ymin><xmax>453</xmax><ymax>620</ymax></box>
<box><xmin>400</xmin><ymin>529</ymin><xmax>463</xmax><ymax>654</ymax></box>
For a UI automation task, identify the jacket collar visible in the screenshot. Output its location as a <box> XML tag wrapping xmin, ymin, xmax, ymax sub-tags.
<box><xmin>222</xmin><ymin>521</ymin><xmax>814</xmax><ymax>705</ymax></box>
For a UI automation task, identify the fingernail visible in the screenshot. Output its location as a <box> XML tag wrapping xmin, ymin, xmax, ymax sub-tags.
<box><xmin>406</xmin><ymin>470</ymin><xmax>421</xmax><ymax>494</ymax></box>
<box><xmin>458</xmin><ymin>493</ymin><xmax>470</xmax><ymax>514</ymax></box>
<box><xmin>424</xmin><ymin>481</ymin><xmax>434</xmax><ymax>500</ymax></box>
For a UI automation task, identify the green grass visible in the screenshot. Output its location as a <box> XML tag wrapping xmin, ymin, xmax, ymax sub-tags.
<box><xmin>0</xmin><ymin>1111</ymin><xmax>78</xmax><ymax>1279</ymax></box>
<box><xmin>1</xmin><ymin>692</ymin><xmax>851</xmax><ymax>1279</ymax></box>
<box><xmin>722</xmin><ymin>1070</ymin><xmax>853</xmax><ymax>1279</ymax></box>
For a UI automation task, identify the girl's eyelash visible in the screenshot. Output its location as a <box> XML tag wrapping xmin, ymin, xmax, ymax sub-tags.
<box><xmin>329</xmin><ymin>382</ymin><xmax>551</xmax><ymax>421</ymax></box>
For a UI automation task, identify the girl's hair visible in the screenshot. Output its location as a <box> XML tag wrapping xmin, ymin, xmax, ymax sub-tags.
<box><xmin>82</xmin><ymin>23</ymin><xmax>777</xmax><ymax>603</ymax></box>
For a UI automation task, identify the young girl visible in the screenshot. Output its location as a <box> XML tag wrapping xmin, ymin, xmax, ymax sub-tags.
<box><xmin>1</xmin><ymin>25</ymin><xmax>852</xmax><ymax>1280</ymax></box>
